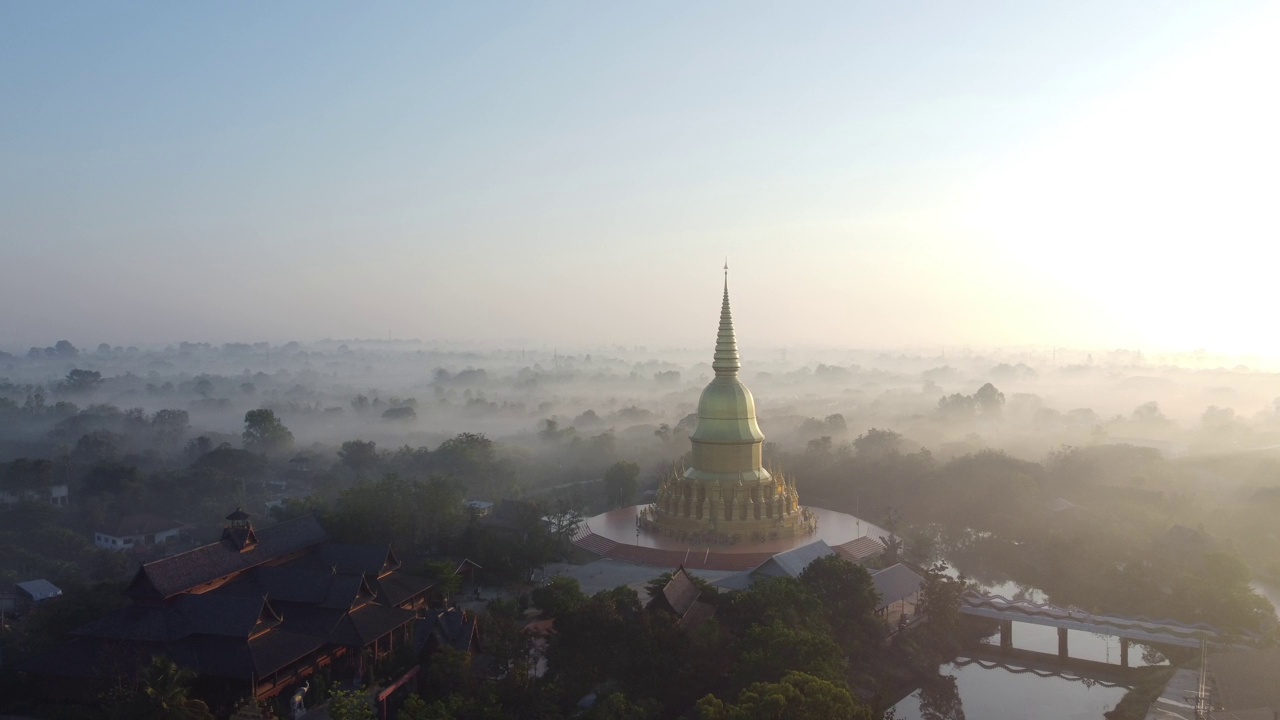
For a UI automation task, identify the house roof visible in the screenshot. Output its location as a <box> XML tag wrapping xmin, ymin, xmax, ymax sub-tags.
<box><xmin>374</xmin><ymin>572</ymin><xmax>435</xmax><ymax>607</ymax></box>
<box><xmin>127</xmin><ymin>515</ymin><xmax>328</xmax><ymax>600</ymax></box>
<box><xmin>659</xmin><ymin>568</ymin><xmax>701</xmax><ymax>616</ymax></box>
<box><xmin>676</xmin><ymin>600</ymin><xmax>716</xmax><ymax>632</ymax></box>
<box><xmin>98</xmin><ymin>513</ymin><xmax>184</xmax><ymax>538</ymax></box>
<box><xmin>416</xmin><ymin>609</ymin><xmax>479</xmax><ymax>654</ymax></box>
<box><xmin>751</xmin><ymin>540</ymin><xmax>833</xmax><ymax>579</ymax></box>
<box><xmin>871</xmin><ymin>564</ymin><xmax>924</xmax><ymax>609</ymax></box>
<box><xmin>16</xmin><ymin>579</ymin><xmax>61</xmax><ymax>602</ymax></box>
<box><xmin>317</xmin><ymin>543</ymin><xmax>399</xmax><ymax>577</ymax></box>
<box><xmin>833</xmin><ymin>536</ymin><xmax>885</xmax><ymax>563</ymax></box>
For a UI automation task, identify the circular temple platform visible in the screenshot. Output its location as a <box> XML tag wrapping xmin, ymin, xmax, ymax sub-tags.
<box><xmin>573</xmin><ymin>505</ymin><xmax>888</xmax><ymax>571</ymax></box>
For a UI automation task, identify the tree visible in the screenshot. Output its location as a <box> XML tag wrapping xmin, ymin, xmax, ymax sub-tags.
<box><xmin>339</xmin><ymin>440</ymin><xmax>380</xmax><ymax>479</ymax></box>
<box><xmin>53</xmin><ymin>340</ymin><xmax>79</xmax><ymax>357</ymax></box>
<box><xmin>193</xmin><ymin>444</ymin><xmax>268</xmax><ymax>479</ymax></box>
<box><xmin>604</xmin><ymin>460</ymin><xmax>640</xmax><ymax>508</ymax></box>
<box><xmin>242</xmin><ymin>408</ymin><xmax>294</xmax><ymax>454</ymax></box>
<box><xmin>62</xmin><ymin>368</ymin><xmax>102</xmax><ymax>394</ymax></box>
<box><xmin>151</xmin><ymin>409</ymin><xmax>189</xmax><ymax>448</ymax></box>
<box><xmin>919</xmin><ymin>564</ymin><xmax>967</xmax><ymax>644</ymax></box>
<box><xmin>974</xmin><ymin>383</ymin><xmax>1005</xmax><ymax>417</ymax></box>
<box><xmin>531</xmin><ymin>576</ymin><xmax>587</xmax><ymax>618</ymax></box>
<box><xmin>852</xmin><ymin>428</ymin><xmax>903</xmax><ymax>461</ymax></box>
<box><xmin>326</xmin><ymin>690</ymin><xmax>376</xmax><ymax>720</ymax></box>
<box><xmin>799</xmin><ymin>556</ymin><xmax>883</xmax><ymax>660</ymax></box>
<box><xmin>696</xmin><ymin>671</ymin><xmax>872</xmax><ymax>720</ymax></box>
<box><xmin>140</xmin><ymin>656</ymin><xmax>214</xmax><ymax>719</ymax></box>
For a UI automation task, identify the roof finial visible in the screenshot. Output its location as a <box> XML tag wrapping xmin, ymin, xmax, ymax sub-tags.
<box><xmin>712</xmin><ymin>266</ymin><xmax>740</xmax><ymax>377</ymax></box>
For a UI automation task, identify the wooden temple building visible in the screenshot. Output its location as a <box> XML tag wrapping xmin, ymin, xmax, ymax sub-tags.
<box><xmin>24</xmin><ymin>509</ymin><xmax>438</xmax><ymax>705</ymax></box>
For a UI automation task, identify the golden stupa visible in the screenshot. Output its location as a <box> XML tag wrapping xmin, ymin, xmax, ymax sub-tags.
<box><xmin>645</xmin><ymin>270</ymin><xmax>815</xmax><ymax>542</ymax></box>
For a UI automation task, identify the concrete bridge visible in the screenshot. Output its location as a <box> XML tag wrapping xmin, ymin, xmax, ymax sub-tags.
<box><xmin>960</xmin><ymin>590</ymin><xmax>1249</xmax><ymax>667</ymax></box>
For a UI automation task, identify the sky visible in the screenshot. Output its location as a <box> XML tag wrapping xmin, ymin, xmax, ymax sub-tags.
<box><xmin>2</xmin><ymin>1</ymin><xmax>1278</xmax><ymax>356</ymax></box>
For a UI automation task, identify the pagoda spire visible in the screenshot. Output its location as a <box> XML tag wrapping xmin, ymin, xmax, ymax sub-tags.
<box><xmin>712</xmin><ymin>263</ymin><xmax>740</xmax><ymax>377</ymax></box>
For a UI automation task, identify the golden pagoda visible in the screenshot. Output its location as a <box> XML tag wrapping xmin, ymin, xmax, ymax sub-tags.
<box><xmin>646</xmin><ymin>269</ymin><xmax>814</xmax><ymax>542</ymax></box>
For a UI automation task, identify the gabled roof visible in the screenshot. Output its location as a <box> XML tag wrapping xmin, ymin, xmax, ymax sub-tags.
<box><xmin>833</xmin><ymin>536</ymin><xmax>884</xmax><ymax>563</ymax></box>
<box><xmin>127</xmin><ymin>515</ymin><xmax>328</xmax><ymax>600</ymax></box>
<box><xmin>677</xmin><ymin>600</ymin><xmax>716</xmax><ymax>632</ymax></box>
<box><xmin>317</xmin><ymin>543</ymin><xmax>400</xmax><ymax>577</ymax></box>
<box><xmin>416</xmin><ymin>609</ymin><xmax>479</xmax><ymax>654</ymax></box>
<box><xmin>751</xmin><ymin>540</ymin><xmax>833</xmax><ymax>579</ymax></box>
<box><xmin>659</xmin><ymin>568</ymin><xmax>701</xmax><ymax>616</ymax></box>
<box><xmin>176</xmin><ymin>594</ymin><xmax>282</xmax><ymax>638</ymax></box>
<box><xmin>373</xmin><ymin>572</ymin><xmax>435</xmax><ymax>607</ymax></box>
<box><xmin>871</xmin><ymin>563</ymin><xmax>924</xmax><ymax>609</ymax></box>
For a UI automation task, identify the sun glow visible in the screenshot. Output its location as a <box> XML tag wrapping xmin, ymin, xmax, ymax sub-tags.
<box><xmin>963</xmin><ymin>4</ymin><xmax>1280</xmax><ymax>356</ymax></box>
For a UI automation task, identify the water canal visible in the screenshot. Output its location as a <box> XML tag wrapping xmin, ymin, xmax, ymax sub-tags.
<box><xmin>889</xmin><ymin>570</ymin><xmax>1167</xmax><ymax>720</ymax></box>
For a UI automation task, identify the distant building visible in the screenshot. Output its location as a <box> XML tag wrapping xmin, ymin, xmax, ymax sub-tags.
<box><xmin>0</xmin><ymin>484</ymin><xmax>69</xmax><ymax>508</ymax></box>
<box><xmin>94</xmin><ymin>513</ymin><xmax>184</xmax><ymax>551</ymax></box>
<box><xmin>0</xmin><ymin>579</ymin><xmax>61</xmax><ymax>615</ymax></box>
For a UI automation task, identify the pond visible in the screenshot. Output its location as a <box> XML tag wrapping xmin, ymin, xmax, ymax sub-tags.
<box><xmin>889</xmin><ymin>564</ymin><xmax>1166</xmax><ymax>719</ymax></box>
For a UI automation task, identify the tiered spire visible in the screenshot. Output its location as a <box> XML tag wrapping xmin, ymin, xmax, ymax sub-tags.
<box><xmin>712</xmin><ymin>263</ymin><xmax>740</xmax><ymax>377</ymax></box>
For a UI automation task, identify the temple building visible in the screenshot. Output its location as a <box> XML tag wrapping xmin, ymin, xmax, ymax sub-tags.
<box><xmin>23</xmin><ymin>509</ymin><xmax>443</xmax><ymax>707</ymax></box>
<box><xmin>644</xmin><ymin>272</ymin><xmax>815</xmax><ymax>543</ymax></box>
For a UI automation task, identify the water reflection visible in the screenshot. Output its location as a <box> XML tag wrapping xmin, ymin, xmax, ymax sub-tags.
<box><xmin>890</xmin><ymin>662</ymin><xmax>1128</xmax><ymax>720</ymax></box>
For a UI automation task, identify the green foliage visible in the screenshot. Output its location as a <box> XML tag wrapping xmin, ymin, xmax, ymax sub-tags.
<box><xmin>585</xmin><ymin>692</ymin><xmax>659</xmax><ymax>720</ymax></box>
<box><xmin>242</xmin><ymin>408</ymin><xmax>294</xmax><ymax>454</ymax></box>
<box><xmin>326</xmin><ymin>690</ymin><xmax>376</xmax><ymax>720</ymax></box>
<box><xmin>532</xmin><ymin>576</ymin><xmax>587</xmax><ymax>618</ymax></box>
<box><xmin>697</xmin><ymin>671</ymin><xmax>873</xmax><ymax>720</ymax></box>
<box><xmin>140</xmin><ymin>656</ymin><xmax>214</xmax><ymax>719</ymax></box>
<box><xmin>799</xmin><ymin>556</ymin><xmax>884</xmax><ymax>663</ymax></box>
<box><xmin>603</xmin><ymin>460</ymin><xmax>640</xmax><ymax>508</ymax></box>
<box><xmin>918</xmin><ymin>564</ymin><xmax>967</xmax><ymax>645</ymax></box>
<box><xmin>339</xmin><ymin>440</ymin><xmax>380</xmax><ymax>478</ymax></box>
<box><xmin>326</xmin><ymin>475</ymin><xmax>464</xmax><ymax>552</ymax></box>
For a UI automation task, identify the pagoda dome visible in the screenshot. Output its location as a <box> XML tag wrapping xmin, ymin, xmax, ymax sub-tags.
<box><xmin>691</xmin><ymin>377</ymin><xmax>764</xmax><ymax>444</ymax></box>
<box><xmin>689</xmin><ymin>273</ymin><xmax>765</xmax><ymax>445</ymax></box>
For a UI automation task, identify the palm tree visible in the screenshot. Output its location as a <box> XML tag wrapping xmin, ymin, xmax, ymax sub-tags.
<box><xmin>141</xmin><ymin>656</ymin><xmax>214</xmax><ymax>720</ymax></box>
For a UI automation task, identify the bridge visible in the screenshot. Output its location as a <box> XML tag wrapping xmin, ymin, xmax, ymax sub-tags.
<box><xmin>960</xmin><ymin>590</ymin><xmax>1249</xmax><ymax>667</ymax></box>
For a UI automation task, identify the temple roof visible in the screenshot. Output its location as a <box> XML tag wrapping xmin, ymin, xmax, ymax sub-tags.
<box><xmin>127</xmin><ymin>515</ymin><xmax>328</xmax><ymax>600</ymax></box>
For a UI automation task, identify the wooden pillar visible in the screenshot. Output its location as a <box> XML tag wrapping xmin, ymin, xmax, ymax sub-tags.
<box><xmin>999</xmin><ymin>620</ymin><xmax>1013</xmax><ymax>650</ymax></box>
<box><xmin>1120</xmin><ymin>638</ymin><xmax>1129</xmax><ymax>668</ymax></box>
<box><xmin>1058</xmin><ymin>627</ymin><xmax>1069</xmax><ymax>659</ymax></box>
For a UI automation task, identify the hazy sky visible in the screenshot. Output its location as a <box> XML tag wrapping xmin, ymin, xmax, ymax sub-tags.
<box><xmin>3</xmin><ymin>1</ymin><xmax>1277</xmax><ymax>356</ymax></box>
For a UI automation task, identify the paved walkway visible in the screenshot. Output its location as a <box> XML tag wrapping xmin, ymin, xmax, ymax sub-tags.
<box><xmin>1145</xmin><ymin>669</ymin><xmax>1206</xmax><ymax>720</ymax></box>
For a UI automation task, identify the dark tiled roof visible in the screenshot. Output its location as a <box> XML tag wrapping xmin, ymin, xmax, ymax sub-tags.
<box><xmin>659</xmin><ymin>568</ymin><xmax>701</xmax><ymax>616</ymax></box>
<box><xmin>416</xmin><ymin>609</ymin><xmax>477</xmax><ymax>654</ymax></box>
<box><xmin>374</xmin><ymin>572</ymin><xmax>435</xmax><ymax>607</ymax></box>
<box><xmin>321</xmin><ymin>574</ymin><xmax>375</xmax><ymax>610</ymax></box>
<box><xmin>76</xmin><ymin>595</ymin><xmax>281</xmax><ymax>642</ymax></box>
<box><xmin>247</xmin><ymin>631</ymin><xmax>327</xmax><ymax>677</ymax></box>
<box><xmin>127</xmin><ymin>515</ymin><xmax>328</xmax><ymax>600</ymax></box>
<box><xmin>175</xmin><ymin>594</ymin><xmax>281</xmax><ymax>638</ymax></box>
<box><xmin>344</xmin><ymin>605</ymin><xmax>417</xmax><ymax>647</ymax></box>
<box><xmin>676</xmin><ymin>600</ymin><xmax>716</xmax><ymax>632</ymax></box>
<box><xmin>76</xmin><ymin>604</ymin><xmax>189</xmax><ymax>642</ymax></box>
<box><xmin>317</xmin><ymin>544</ymin><xmax>398</xmax><ymax>576</ymax></box>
